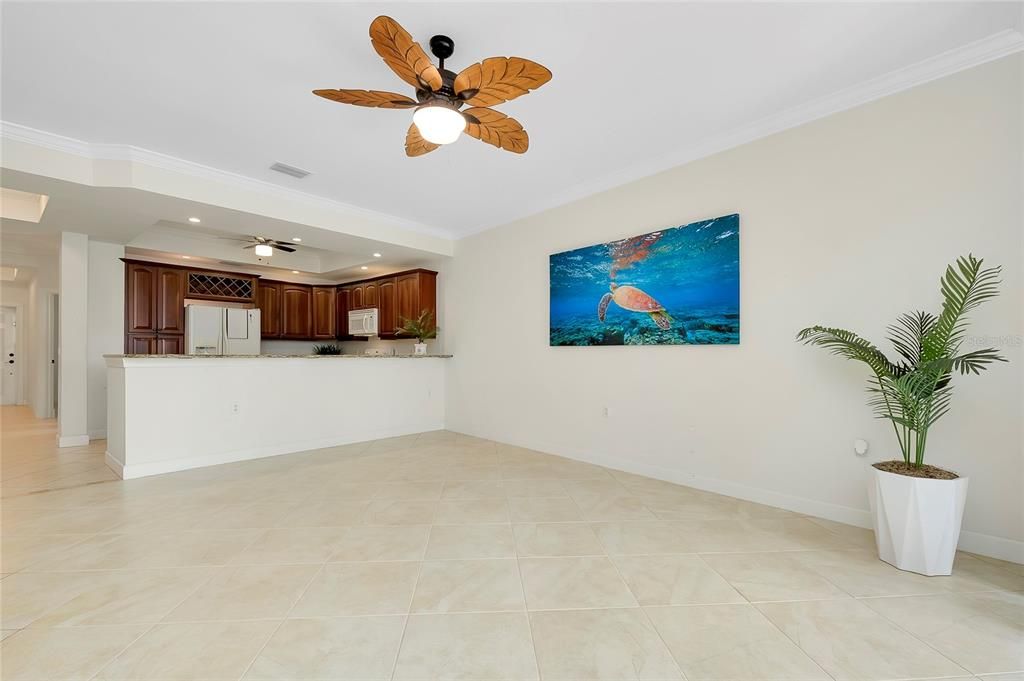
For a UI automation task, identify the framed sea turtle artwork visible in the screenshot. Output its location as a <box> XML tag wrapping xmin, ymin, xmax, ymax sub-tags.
<box><xmin>549</xmin><ymin>214</ymin><xmax>740</xmax><ymax>346</ymax></box>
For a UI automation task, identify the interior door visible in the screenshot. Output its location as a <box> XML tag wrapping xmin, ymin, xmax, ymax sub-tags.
<box><xmin>0</xmin><ymin>306</ymin><xmax>17</xmax><ymax>405</ymax></box>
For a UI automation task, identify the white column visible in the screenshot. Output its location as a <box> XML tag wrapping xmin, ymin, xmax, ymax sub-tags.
<box><xmin>86</xmin><ymin>241</ymin><xmax>125</xmax><ymax>439</ymax></box>
<box><xmin>58</xmin><ymin>232</ymin><xmax>89</xmax><ymax>447</ymax></box>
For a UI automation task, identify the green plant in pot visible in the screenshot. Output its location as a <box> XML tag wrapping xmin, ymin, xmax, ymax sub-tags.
<box><xmin>312</xmin><ymin>343</ymin><xmax>341</xmax><ymax>355</ymax></box>
<box><xmin>797</xmin><ymin>254</ymin><xmax>1005</xmax><ymax>576</ymax></box>
<box><xmin>396</xmin><ymin>309</ymin><xmax>438</xmax><ymax>355</ymax></box>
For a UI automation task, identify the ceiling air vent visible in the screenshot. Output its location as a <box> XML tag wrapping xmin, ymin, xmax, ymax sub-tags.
<box><xmin>269</xmin><ymin>162</ymin><xmax>311</xmax><ymax>179</ymax></box>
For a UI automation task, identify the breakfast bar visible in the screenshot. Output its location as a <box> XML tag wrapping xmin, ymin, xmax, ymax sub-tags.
<box><xmin>104</xmin><ymin>354</ymin><xmax>451</xmax><ymax>479</ymax></box>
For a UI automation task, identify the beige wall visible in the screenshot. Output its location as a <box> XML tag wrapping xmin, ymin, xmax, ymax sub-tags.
<box><xmin>445</xmin><ymin>55</ymin><xmax>1023</xmax><ymax>560</ymax></box>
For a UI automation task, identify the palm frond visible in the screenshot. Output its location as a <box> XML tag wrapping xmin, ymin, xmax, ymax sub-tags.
<box><xmin>796</xmin><ymin>326</ymin><xmax>898</xmax><ymax>379</ymax></box>
<box><xmin>922</xmin><ymin>255</ymin><xmax>1001</xmax><ymax>363</ymax></box>
<box><xmin>887</xmin><ymin>311</ymin><xmax>935</xmax><ymax>366</ymax></box>
<box><xmin>950</xmin><ymin>347</ymin><xmax>1007</xmax><ymax>375</ymax></box>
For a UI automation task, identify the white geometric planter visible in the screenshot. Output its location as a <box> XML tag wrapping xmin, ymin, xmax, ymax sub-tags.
<box><xmin>868</xmin><ymin>467</ymin><xmax>968</xmax><ymax>576</ymax></box>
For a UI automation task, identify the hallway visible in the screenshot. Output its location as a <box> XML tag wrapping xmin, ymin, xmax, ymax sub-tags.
<box><xmin>1</xmin><ymin>406</ymin><xmax>116</xmax><ymax>498</ymax></box>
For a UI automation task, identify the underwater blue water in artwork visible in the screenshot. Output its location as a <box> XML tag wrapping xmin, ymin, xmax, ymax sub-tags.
<box><xmin>549</xmin><ymin>214</ymin><xmax>739</xmax><ymax>346</ymax></box>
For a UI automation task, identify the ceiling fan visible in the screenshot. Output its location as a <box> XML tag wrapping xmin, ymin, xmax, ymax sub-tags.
<box><xmin>231</xmin><ymin>236</ymin><xmax>296</xmax><ymax>257</ymax></box>
<box><xmin>313</xmin><ymin>15</ymin><xmax>551</xmax><ymax>156</ymax></box>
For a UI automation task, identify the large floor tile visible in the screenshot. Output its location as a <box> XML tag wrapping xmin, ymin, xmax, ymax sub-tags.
<box><xmin>164</xmin><ymin>564</ymin><xmax>318</xmax><ymax>621</ymax></box>
<box><xmin>530</xmin><ymin>608</ymin><xmax>682</xmax><ymax>680</ymax></box>
<box><xmin>393</xmin><ymin>612</ymin><xmax>539</xmax><ymax>680</ymax></box>
<box><xmin>701</xmin><ymin>552</ymin><xmax>852</xmax><ymax>602</ymax></box>
<box><xmin>425</xmin><ymin>524</ymin><xmax>516</xmax><ymax>559</ymax></box>
<box><xmin>861</xmin><ymin>592</ymin><xmax>1024</xmax><ymax>674</ymax></box>
<box><xmin>519</xmin><ymin>556</ymin><xmax>637</xmax><ymax>610</ymax></box>
<box><xmin>27</xmin><ymin>530</ymin><xmax>260</xmax><ymax>571</ymax></box>
<box><xmin>0</xmin><ymin>624</ymin><xmax>148</xmax><ymax>681</ymax></box>
<box><xmin>2</xmin><ymin>568</ymin><xmax>213</xmax><ymax>628</ymax></box>
<box><xmin>645</xmin><ymin>604</ymin><xmax>829</xmax><ymax>680</ymax></box>
<box><xmin>502</xmin><ymin>479</ymin><xmax>567</xmax><ymax>498</ymax></box>
<box><xmin>412</xmin><ymin>559</ymin><xmax>525</xmax><ymax>613</ymax></box>
<box><xmin>441</xmin><ymin>480</ymin><xmax>505</xmax><ymax>499</ymax></box>
<box><xmin>434</xmin><ymin>498</ymin><xmax>510</xmax><ymax>524</ymax></box>
<box><xmin>290</xmin><ymin>561</ymin><xmax>420</xmax><ymax>616</ymax></box>
<box><xmin>512</xmin><ymin>522</ymin><xmax>604</xmax><ymax>557</ymax></box>
<box><xmin>757</xmin><ymin>598</ymin><xmax>969</xmax><ymax>680</ymax></box>
<box><xmin>590</xmin><ymin>521</ymin><xmax>693</xmax><ymax>555</ymax></box>
<box><xmin>94</xmin><ymin>620</ymin><xmax>278</xmax><ymax>680</ymax></box>
<box><xmin>328</xmin><ymin>525</ymin><xmax>430</xmax><ymax>562</ymax></box>
<box><xmin>507</xmin><ymin>496</ymin><xmax>582</xmax><ymax>522</ymax></box>
<box><xmin>612</xmin><ymin>554</ymin><xmax>746</xmax><ymax>605</ymax></box>
<box><xmin>1</xmin><ymin>534</ymin><xmax>94</xmax><ymax>573</ymax></box>
<box><xmin>229</xmin><ymin>527</ymin><xmax>345</xmax><ymax>565</ymax></box>
<box><xmin>792</xmin><ymin>549</ymin><xmax>956</xmax><ymax>597</ymax></box>
<box><xmin>362</xmin><ymin>499</ymin><xmax>438</xmax><ymax>525</ymax></box>
<box><xmin>274</xmin><ymin>498</ymin><xmax>369</xmax><ymax>527</ymax></box>
<box><xmin>245</xmin><ymin>616</ymin><xmax>405</xmax><ymax>680</ymax></box>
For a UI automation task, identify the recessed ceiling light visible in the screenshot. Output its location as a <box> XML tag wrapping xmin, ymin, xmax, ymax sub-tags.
<box><xmin>188</xmin><ymin>217</ymin><xmax>201</xmax><ymax>223</ymax></box>
<box><xmin>291</xmin><ymin>270</ymin><xmax>300</xmax><ymax>274</ymax></box>
<box><xmin>373</xmin><ymin>252</ymin><xmax>382</xmax><ymax>258</ymax></box>
<box><xmin>182</xmin><ymin>255</ymin><xmax>191</xmax><ymax>259</ymax></box>
<box><xmin>360</xmin><ymin>266</ymin><xmax>369</xmax><ymax>270</ymax></box>
<box><xmin>292</xmin><ymin>237</ymin><xmax>302</xmax><ymax>242</ymax></box>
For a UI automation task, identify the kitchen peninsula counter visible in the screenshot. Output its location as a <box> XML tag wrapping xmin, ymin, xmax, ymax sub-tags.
<box><xmin>104</xmin><ymin>354</ymin><xmax>447</xmax><ymax>479</ymax></box>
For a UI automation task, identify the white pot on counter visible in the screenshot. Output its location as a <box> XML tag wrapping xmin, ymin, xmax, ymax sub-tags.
<box><xmin>413</xmin><ymin>342</ymin><xmax>428</xmax><ymax>355</ymax></box>
<box><xmin>868</xmin><ymin>466</ymin><xmax>968</xmax><ymax>576</ymax></box>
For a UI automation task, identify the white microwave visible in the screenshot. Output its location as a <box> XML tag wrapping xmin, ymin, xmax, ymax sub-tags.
<box><xmin>348</xmin><ymin>308</ymin><xmax>378</xmax><ymax>336</ymax></box>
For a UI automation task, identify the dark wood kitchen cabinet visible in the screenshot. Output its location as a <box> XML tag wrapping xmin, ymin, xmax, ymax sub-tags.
<box><xmin>256</xmin><ymin>281</ymin><xmax>283</xmax><ymax>338</ymax></box>
<box><xmin>336</xmin><ymin>287</ymin><xmax>352</xmax><ymax>340</ymax></box>
<box><xmin>311</xmin><ymin>286</ymin><xmax>337</xmax><ymax>339</ymax></box>
<box><xmin>124</xmin><ymin>261</ymin><xmax>186</xmax><ymax>353</ymax></box>
<box><xmin>349</xmin><ymin>284</ymin><xmax>365</xmax><ymax>310</ymax></box>
<box><xmin>396</xmin><ymin>270</ymin><xmax>437</xmax><ymax>329</ymax></box>
<box><xmin>376</xmin><ymin>277</ymin><xmax>397</xmax><ymax>337</ymax></box>
<box><xmin>363</xmin><ymin>282</ymin><xmax>378</xmax><ymax>309</ymax></box>
<box><xmin>156</xmin><ymin>267</ymin><xmax>186</xmax><ymax>334</ymax></box>
<box><xmin>281</xmin><ymin>283</ymin><xmax>313</xmax><ymax>339</ymax></box>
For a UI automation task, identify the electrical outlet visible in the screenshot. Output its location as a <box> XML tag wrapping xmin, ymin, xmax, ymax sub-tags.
<box><xmin>602</xmin><ymin>406</ymin><xmax>610</xmax><ymax>418</ymax></box>
<box><xmin>231</xmin><ymin>402</ymin><xmax>240</xmax><ymax>415</ymax></box>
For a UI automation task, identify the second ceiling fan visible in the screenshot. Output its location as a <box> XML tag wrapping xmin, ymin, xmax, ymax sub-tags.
<box><xmin>314</xmin><ymin>15</ymin><xmax>552</xmax><ymax>156</ymax></box>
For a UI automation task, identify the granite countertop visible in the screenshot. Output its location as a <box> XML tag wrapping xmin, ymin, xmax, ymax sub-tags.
<box><xmin>104</xmin><ymin>354</ymin><xmax>453</xmax><ymax>359</ymax></box>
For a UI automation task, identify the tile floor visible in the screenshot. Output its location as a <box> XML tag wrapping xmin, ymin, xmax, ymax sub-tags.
<box><xmin>1</xmin><ymin>405</ymin><xmax>1022</xmax><ymax>680</ymax></box>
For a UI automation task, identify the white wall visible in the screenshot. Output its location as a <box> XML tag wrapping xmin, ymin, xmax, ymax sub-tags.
<box><xmin>86</xmin><ymin>241</ymin><xmax>124</xmax><ymax>438</ymax></box>
<box><xmin>58</xmin><ymin>232</ymin><xmax>89</xmax><ymax>446</ymax></box>
<box><xmin>445</xmin><ymin>55</ymin><xmax>1023</xmax><ymax>561</ymax></box>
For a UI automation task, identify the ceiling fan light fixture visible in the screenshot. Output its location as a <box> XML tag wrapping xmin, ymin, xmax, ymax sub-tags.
<box><xmin>413</xmin><ymin>102</ymin><xmax>466</xmax><ymax>145</ymax></box>
<box><xmin>254</xmin><ymin>244</ymin><xmax>273</xmax><ymax>257</ymax></box>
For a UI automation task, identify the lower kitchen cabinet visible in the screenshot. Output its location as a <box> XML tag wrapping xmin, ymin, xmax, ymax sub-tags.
<box><xmin>156</xmin><ymin>335</ymin><xmax>184</xmax><ymax>354</ymax></box>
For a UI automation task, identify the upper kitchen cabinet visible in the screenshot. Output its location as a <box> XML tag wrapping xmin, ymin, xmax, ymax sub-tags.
<box><xmin>281</xmin><ymin>283</ymin><xmax>313</xmax><ymax>339</ymax></box>
<box><xmin>125</xmin><ymin>262</ymin><xmax>158</xmax><ymax>333</ymax></box>
<box><xmin>350</xmin><ymin>284</ymin><xmax>365</xmax><ymax>310</ymax></box>
<box><xmin>336</xmin><ymin>287</ymin><xmax>352</xmax><ymax>340</ymax></box>
<box><xmin>377</xmin><ymin>277</ymin><xmax>397</xmax><ymax>337</ymax></box>
<box><xmin>311</xmin><ymin>286</ymin><xmax>337</xmax><ymax>339</ymax></box>
<box><xmin>256</xmin><ymin>281</ymin><xmax>282</xmax><ymax>338</ymax></box>
<box><xmin>396</xmin><ymin>270</ymin><xmax>438</xmax><ymax>330</ymax></box>
<box><xmin>156</xmin><ymin>267</ymin><xmax>187</xmax><ymax>334</ymax></box>
<box><xmin>124</xmin><ymin>260</ymin><xmax>188</xmax><ymax>353</ymax></box>
<box><xmin>363</xmin><ymin>282</ymin><xmax>379</xmax><ymax>309</ymax></box>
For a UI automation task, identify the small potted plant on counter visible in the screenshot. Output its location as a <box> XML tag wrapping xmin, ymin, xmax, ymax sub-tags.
<box><xmin>396</xmin><ymin>309</ymin><xmax>438</xmax><ymax>355</ymax></box>
<box><xmin>312</xmin><ymin>343</ymin><xmax>342</xmax><ymax>355</ymax></box>
<box><xmin>797</xmin><ymin>254</ymin><xmax>1005</xmax><ymax>575</ymax></box>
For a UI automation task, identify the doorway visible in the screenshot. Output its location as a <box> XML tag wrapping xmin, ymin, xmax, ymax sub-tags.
<box><xmin>0</xmin><ymin>306</ymin><xmax>17</xmax><ymax>405</ymax></box>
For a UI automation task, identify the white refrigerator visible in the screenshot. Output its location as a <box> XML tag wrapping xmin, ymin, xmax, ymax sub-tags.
<box><xmin>186</xmin><ymin>305</ymin><xmax>261</xmax><ymax>355</ymax></box>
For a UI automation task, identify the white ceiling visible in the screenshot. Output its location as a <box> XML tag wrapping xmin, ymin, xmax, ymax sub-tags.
<box><xmin>1</xmin><ymin>2</ymin><xmax>1022</xmax><ymax>238</ymax></box>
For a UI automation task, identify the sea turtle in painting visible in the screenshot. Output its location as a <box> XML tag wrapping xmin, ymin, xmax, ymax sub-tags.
<box><xmin>598</xmin><ymin>283</ymin><xmax>672</xmax><ymax>329</ymax></box>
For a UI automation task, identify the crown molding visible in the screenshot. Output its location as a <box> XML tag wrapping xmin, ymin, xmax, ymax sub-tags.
<box><xmin>462</xmin><ymin>29</ymin><xmax>1024</xmax><ymax>237</ymax></box>
<box><xmin>0</xmin><ymin>122</ymin><xmax>455</xmax><ymax>241</ymax></box>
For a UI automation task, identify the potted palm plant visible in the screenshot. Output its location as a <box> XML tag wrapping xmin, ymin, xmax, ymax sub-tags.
<box><xmin>396</xmin><ymin>309</ymin><xmax>438</xmax><ymax>355</ymax></box>
<box><xmin>797</xmin><ymin>255</ymin><xmax>1004</xmax><ymax>575</ymax></box>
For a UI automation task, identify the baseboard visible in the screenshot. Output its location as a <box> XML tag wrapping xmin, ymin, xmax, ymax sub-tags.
<box><xmin>89</xmin><ymin>429</ymin><xmax>106</xmax><ymax>441</ymax></box>
<box><xmin>113</xmin><ymin>422</ymin><xmax>446</xmax><ymax>480</ymax></box>
<box><xmin>104</xmin><ymin>452</ymin><xmax>124</xmax><ymax>478</ymax></box>
<box><xmin>449</xmin><ymin>425</ymin><xmax>1024</xmax><ymax>565</ymax></box>
<box><xmin>57</xmin><ymin>434</ymin><xmax>90</xmax><ymax>448</ymax></box>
